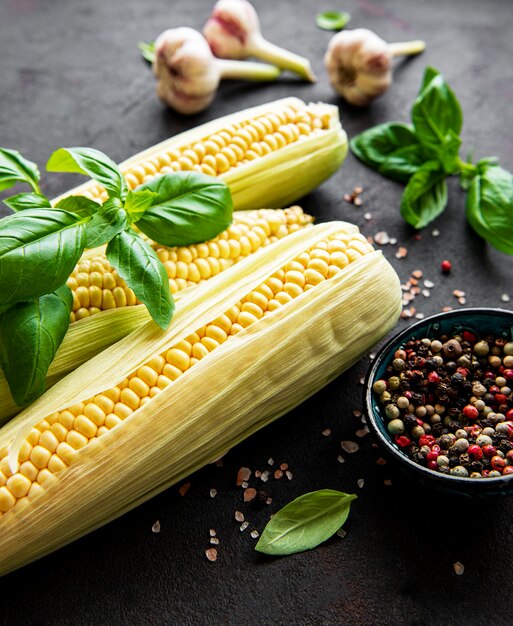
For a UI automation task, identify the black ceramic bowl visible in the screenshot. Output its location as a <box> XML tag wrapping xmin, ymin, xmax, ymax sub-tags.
<box><xmin>365</xmin><ymin>307</ymin><xmax>513</xmax><ymax>498</ymax></box>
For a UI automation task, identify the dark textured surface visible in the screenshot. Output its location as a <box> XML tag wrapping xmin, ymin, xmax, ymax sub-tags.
<box><xmin>1</xmin><ymin>0</ymin><xmax>513</xmax><ymax>624</ymax></box>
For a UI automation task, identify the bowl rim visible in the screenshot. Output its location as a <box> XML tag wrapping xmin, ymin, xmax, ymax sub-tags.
<box><xmin>364</xmin><ymin>306</ymin><xmax>513</xmax><ymax>486</ymax></box>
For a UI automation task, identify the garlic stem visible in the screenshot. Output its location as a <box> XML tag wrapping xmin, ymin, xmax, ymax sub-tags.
<box><xmin>388</xmin><ymin>40</ymin><xmax>426</xmax><ymax>58</ymax></box>
<box><xmin>248</xmin><ymin>33</ymin><xmax>316</xmax><ymax>82</ymax></box>
<box><xmin>217</xmin><ymin>58</ymin><xmax>281</xmax><ymax>81</ymax></box>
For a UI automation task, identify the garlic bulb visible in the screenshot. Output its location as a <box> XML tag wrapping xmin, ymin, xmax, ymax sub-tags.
<box><xmin>153</xmin><ymin>27</ymin><xmax>280</xmax><ymax>114</ymax></box>
<box><xmin>324</xmin><ymin>28</ymin><xmax>425</xmax><ymax>106</ymax></box>
<box><xmin>204</xmin><ymin>0</ymin><xmax>316</xmax><ymax>82</ymax></box>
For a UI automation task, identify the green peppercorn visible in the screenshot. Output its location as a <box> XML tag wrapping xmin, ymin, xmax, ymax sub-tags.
<box><xmin>437</xmin><ymin>455</ymin><xmax>449</xmax><ymax>467</ymax></box>
<box><xmin>372</xmin><ymin>380</ymin><xmax>387</xmax><ymax>394</ymax></box>
<box><xmin>495</xmin><ymin>376</ymin><xmax>507</xmax><ymax>387</ymax></box>
<box><xmin>501</xmin><ymin>386</ymin><xmax>511</xmax><ymax>396</ymax></box>
<box><xmin>425</xmin><ymin>405</ymin><xmax>435</xmax><ymax>416</ymax></box>
<box><xmin>392</xmin><ymin>358</ymin><xmax>405</xmax><ymax>371</ymax></box>
<box><xmin>491</xmin><ymin>346</ymin><xmax>501</xmax><ymax>356</ymax></box>
<box><xmin>388</xmin><ymin>376</ymin><xmax>400</xmax><ymax>390</ymax></box>
<box><xmin>504</xmin><ymin>355</ymin><xmax>513</xmax><ymax>367</ymax></box>
<box><xmin>421</xmin><ymin>338</ymin><xmax>431</xmax><ymax>348</ymax></box>
<box><xmin>472</xmin><ymin>383</ymin><xmax>487</xmax><ymax>397</ymax></box>
<box><xmin>431</xmin><ymin>340</ymin><xmax>443</xmax><ymax>353</ymax></box>
<box><xmin>488</xmin><ymin>355</ymin><xmax>502</xmax><ymax>368</ymax></box>
<box><xmin>452</xmin><ymin>438</ymin><xmax>469</xmax><ymax>452</ymax></box>
<box><xmin>455</xmin><ymin>429</ymin><xmax>468</xmax><ymax>440</ymax></box>
<box><xmin>505</xmin><ymin>342</ymin><xmax>513</xmax><ymax>356</ymax></box>
<box><xmin>488</xmin><ymin>470</ymin><xmax>502</xmax><ymax>477</ymax></box>
<box><xmin>411</xmin><ymin>425</ymin><xmax>425</xmax><ymax>439</ymax></box>
<box><xmin>457</xmin><ymin>355</ymin><xmax>471</xmax><ymax>368</ymax></box>
<box><xmin>423</xmin><ymin>423</ymin><xmax>432</xmax><ymax>434</ymax></box>
<box><xmin>482</xmin><ymin>427</ymin><xmax>495</xmax><ymax>437</ymax></box>
<box><xmin>473</xmin><ymin>340</ymin><xmax>490</xmax><ymax>357</ymax></box>
<box><xmin>434</xmin><ymin>403</ymin><xmax>445</xmax><ymax>415</ymax></box>
<box><xmin>430</xmin><ymin>414</ymin><xmax>442</xmax><ymax>424</ymax></box>
<box><xmin>450</xmin><ymin>466</ymin><xmax>469</xmax><ymax>477</ymax></box>
<box><xmin>476</xmin><ymin>434</ymin><xmax>493</xmax><ymax>446</ymax></box>
<box><xmin>380</xmin><ymin>391</ymin><xmax>392</xmax><ymax>403</ymax></box>
<box><xmin>469</xmin><ymin>472</ymin><xmax>482</xmax><ymax>479</ymax></box>
<box><xmin>396</xmin><ymin>396</ymin><xmax>409</xmax><ymax>410</ymax></box>
<box><xmin>415</xmin><ymin>406</ymin><xmax>427</xmax><ymax>418</ymax></box>
<box><xmin>433</xmin><ymin>356</ymin><xmax>444</xmax><ymax>367</ymax></box>
<box><xmin>495</xmin><ymin>413</ymin><xmax>506</xmax><ymax>423</ymax></box>
<box><xmin>475</xmin><ymin>400</ymin><xmax>485</xmax><ymax>412</ymax></box>
<box><xmin>385</xmin><ymin>404</ymin><xmax>400</xmax><ymax>420</ymax></box>
<box><xmin>387</xmin><ymin>419</ymin><xmax>405</xmax><ymax>435</ymax></box>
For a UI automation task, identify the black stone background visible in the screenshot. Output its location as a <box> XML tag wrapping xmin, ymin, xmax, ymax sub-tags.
<box><xmin>0</xmin><ymin>0</ymin><xmax>513</xmax><ymax>624</ymax></box>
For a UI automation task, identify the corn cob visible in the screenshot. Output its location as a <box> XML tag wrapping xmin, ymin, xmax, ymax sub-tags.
<box><xmin>0</xmin><ymin>207</ymin><xmax>312</xmax><ymax>425</ymax></box>
<box><xmin>67</xmin><ymin>206</ymin><xmax>312</xmax><ymax>322</ymax></box>
<box><xmin>55</xmin><ymin>98</ymin><xmax>348</xmax><ymax>211</ymax></box>
<box><xmin>0</xmin><ymin>222</ymin><xmax>401</xmax><ymax>575</ymax></box>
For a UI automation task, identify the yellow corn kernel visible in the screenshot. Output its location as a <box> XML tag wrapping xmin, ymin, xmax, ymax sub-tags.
<box><xmin>6</xmin><ymin>474</ymin><xmax>31</xmax><ymax>499</ymax></box>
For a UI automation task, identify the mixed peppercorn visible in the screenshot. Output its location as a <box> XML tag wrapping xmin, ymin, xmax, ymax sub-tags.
<box><xmin>373</xmin><ymin>330</ymin><xmax>513</xmax><ymax>478</ymax></box>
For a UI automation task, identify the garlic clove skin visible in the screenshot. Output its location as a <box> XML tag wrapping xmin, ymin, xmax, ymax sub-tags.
<box><xmin>204</xmin><ymin>0</ymin><xmax>316</xmax><ymax>82</ymax></box>
<box><xmin>324</xmin><ymin>29</ymin><xmax>393</xmax><ymax>107</ymax></box>
<box><xmin>154</xmin><ymin>27</ymin><xmax>220</xmax><ymax>115</ymax></box>
<box><xmin>203</xmin><ymin>0</ymin><xmax>259</xmax><ymax>59</ymax></box>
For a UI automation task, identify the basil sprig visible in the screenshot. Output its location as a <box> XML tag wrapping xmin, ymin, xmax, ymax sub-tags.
<box><xmin>0</xmin><ymin>145</ymin><xmax>233</xmax><ymax>405</ymax></box>
<box><xmin>350</xmin><ymin>66</ymin><xmax>513</xmax><ymax>255</ymax></box>
<box><xmin>255</xmin><ymin>490</ymin><xmax>356</xmax><ymax>556</ymax></box>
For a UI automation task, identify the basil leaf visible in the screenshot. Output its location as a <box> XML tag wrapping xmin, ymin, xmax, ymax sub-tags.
<box><xmin>84</xmin><ymin>199</ymin><xmax>128</xmax><ymax>248</ymax></box>
<box><xmin>400</xmin><ymin>162</ymin><xmax>448</xmax><ymax>229</ymax></box>
<box><xmin>106</xmin><ymin>230</ymin><xmax>174</xmax><ymax>329</ymax></box>
<box><xmin>47</xmin><ymin>147</ymin><xmax>127</xmax><ymax>200</ymax></box>
<box><xmin>411</xmin><ymin>67</ymin><xmax>462</xmax><ymax>149</ymax></box>
<box><xmin>55</xmin><ymin>195</ymin><xmax>101</xmax><ymax>217</ymax></box>
<box><xmin>0</xmin><ymin>285</ymin><xmax>72</xmax><ymax>406</ymax></box>
<box><xmin>418</xmin><ymin>66</ymin><xmax>440</xmax><ymax>95</ymax></box>
<box><xmin>350</xmin><ymin>123</ymin><xmax>423</xmax><ymax>182</ymax></box>
<box><xmin>316</xmin><ymin>11</ymin><xmax>351</xmax><ymax>31</ymax></box>
<box><xmin>124</xmin><ymin>189</ymin><xmax>157</xmax><ymax>223</ymax></box>
<box><xmin>438</xmin><ymin>130</ymin><xmax>462</xmax><ymax>175</ymax></box>
<box><xmin>138</xmin><ymin>41</ymin><xmax>155</xmax><ymax>63</ymax></box>
<box><xmin>0</xmin><ymin>209</ymin><xmax>86</xmax><ymax>308</ymax></box>
<box><xmin>466</xmin><ymin>163</ymin><xmax>513</xmax><ymax>254</ymax></box>
<box><xmin>136</xmin><ymin>172</ymin><xmax>233</xmax><ymax>246</ymax></box>
<box><xmin>0</xmin><ymin>148</ymin><xmax>41</xmax><ymax>193</ymax></box>
<box><xmin>255</xmin><ymin>490</ymin><xmax>357</xmax><ymax>556</ymax></box>
<box><xmin>3</xmin><ymin>192</ymin><xmax>51</xmax><ymax>212</ymax></box>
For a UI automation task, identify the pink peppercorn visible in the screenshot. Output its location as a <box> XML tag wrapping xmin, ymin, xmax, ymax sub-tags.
<box><xmin>463</xmin><ymin>405</ymin><xmax>479</xmax><ymax>420</ymax></box>
<box><xmin>427</xmin><ymin>460</ymin><xmax>438</xmax><ymax>470</ymax></box>
<box><xmin>495</xmin><ymin>393</ymin><xmax>509</xmax><ymax>405</ymax></box>
<box><xmin>427</xmin><ymin>371</ymin><xmax>440</xmax><ymax>384</ymax></box>
<box><xmin>419</xmin><ymin>435</ymin><xmax>435</xmax><ymax>447</ymax></box>
<box><xmin>503</xmin><ymin>369</ymin><xmax>513</xmax><ymax>380</ymax></box>
<box><xmin>462</xmin><ymin>331</ymin><xmax>476</xmax><ymax>343</ymax></box>
<box><xmin>482</xmin><ymin>445</ymin><xmax>497</xmax><ymax>458</ymax></box>
<box><xmin>441</xmin><ymin>259</ymin><xmax>452</xmax><ymax>274</ymax></box>
<box><xmin>468</xmin><ymin>444</ymin><xmax>483</xmax><ymax>461</ymax></box>
<box><xmin>395</xmin><ymin>435</ymin><xmax>411</xmax><ymax>448</ymax></box>
<box><xmin>491</xmin><ymin>456</ymin><xmax>506</xmax><ymax>471</ymax></box>
<box><xmin>506</xmin><ymin>409</ymin><xmax>513</xmax><ymax>420</ymax></box>
<box><xmin>502</xmin><ymin>466</ymin><xmax>513</xmax><ymax>475</ymax></box>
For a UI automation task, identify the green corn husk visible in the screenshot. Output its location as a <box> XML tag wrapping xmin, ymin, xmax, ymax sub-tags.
<box><xmin>0</xmin><ymin>222</ymin><xmax>401</xmax><ymax>576</ymax></box>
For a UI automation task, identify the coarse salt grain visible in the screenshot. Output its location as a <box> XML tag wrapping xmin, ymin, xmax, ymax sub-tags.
<box><xmin>395</xmin><ymin>247</ymin><xmax>408</xmax><ymax>259</ymax></box>
<box><xmin>424</xmin><ymin>279</ymin><xmax>434</xmax><ymax>288</ymax></box>
<box><xmin>389</xmin><ymin>238</ymin><xmax>397</xmax><ymax>245</ymax></box>
<box><xmin>236</xmin><ymin>467</ymin><xmax>251</xmax><ymax>486</ymax></box>
<box><xmin>285</xmin><ymin>470</ymin><xmax>293</xmax><ymax>480</ymax></box>
<box><xmin>374</xmin><ymin>231</ymin><xmax>390</xmax><ymax>245</ymax></box>
<box><xmin>336</xmin><ymin>529</ymin><xmax>347</xmax><ymax>538</ymax></box>
<box><xmin>453</xmin><ymin>561</ymin><xmax>465</xmax><ymax>576</ymax></box>
<box><xmin>250</xmin><ymin>530</ymin><xmax>259</xmax><ymax>539</ymax></box>
<box><xmin>357</xmin><ymin>479</ymin><xmax>365</xmax><ymax>488</ymax></box>
<box><xmin>260</xmin><ymin>470</ymin><xmax>270</xmax><ymax>482</ymax></box>
<box><xmin>322</xmin><ymin>428</ymin><xmax>332</xmax><ymax>436</ymax></box>
<box><xmin>364</xmin><ymin>212</ymin><xmax>372</xmax><ymax>220</ymax></box>
<box><xmin>244</xmin><ymin>488</ymin><xmax>257</xmax><ymax>502</ymax></box>
<box><xmin>152</xmin><ymin>521</ymin><xmax>161</xmax><ymax>534</ymax></box>
<box><xmin>210</xmin><ymin>537</ymin><xmax>220</xmax><ymax>545</ymax></box>
<box><xmin>205</xmin><ymin>548</ymin><xmax>218</xmax><ymax>562</ymax></box>
<box><xmin>376</xmin><ymin>457</ymin><xmax>387</xmax><ymax>465</ymax></box>
<box><xmin>431</xmin><ymin>229</ymin><xmax>440</xmax><ymax>237</ymax></box>
<box><xmin>241</xmin><ymin>481</ymin><xmax>249</xmax><ymax>489</ymax></box>
<box><xmin>267</xmin><ymin>457</ymin><xmax>274</xmax><ymax>466</ymax></box>
<box><xmin>209</xmin><ymin>528</ymin><xmax>216</xmax><ymax>537</ymax></box>
<box><xmin>234</xmin><ymin>511</ymin><xmax>244</xmax><ymax>522</ymax></box>
<box><xmin>240</xmin><ymin>522</ymin><xmax>249</xmax><ymax>532</ymax></box>
<box><xmin>210</xmin><ymin>488</ymin><xmax>217</xmax><ymax>498</ymax></box>
<box><xmin>422</xmin><ymin>289</ymin><xmax>430</xmax><ymax>298</ymax></box>
<box><xmin>415</xmin><ymin>313</ymin><xmax>425</xmax><ymax>320</ymax></box>
<box><xmin>341</xmin><ymin>441</ymin><xmax>359</xmax><ymax>453</ymax></box>
<box><xmin>337</xmin><ymin>455</ymin><xmax>346</xmax><ymax>463</ymax></box>
<box><xmin>501</xmin><ymin>293</ymin><xmax>510</xmax><ymax>302</ymax></box>
<box><xmin>356</xmin><ymin>427</ymin><xmax>369</xmax><ymax>438</ymax></box>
